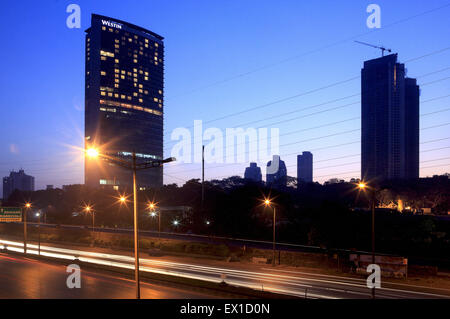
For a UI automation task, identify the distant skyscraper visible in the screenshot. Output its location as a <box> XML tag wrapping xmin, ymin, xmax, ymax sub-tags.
<box><xmin>266</xmin><ymin>155</ymin><xmax>287</xmax><ymax>188</ymax></box>
<box><xmin>85</xmin><ymin>14</ymin><xmax>164</xmax><ymax>189</ymax></box>
<box><xmin>361</xmin><ymin>54</ymin><xmax>419</xmax><ymax>181</ymax></box>
<box><xmin>297</xmin><ymin>151</ymin><xmax>313</xmax><ymax>184</ymax></box>
<box><xmin>2</xmin><ymin>169</ymin><xmax>35</xmax><ymax>199</ymax></box>
<box><xmin>244</xmin><ymin>162</ymin><xmax>262</xmax><ymax>182</ymax></box>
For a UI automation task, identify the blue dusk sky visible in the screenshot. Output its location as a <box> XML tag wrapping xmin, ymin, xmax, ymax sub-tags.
<box><xmin>0</xmin><ymin>0</ymin><xmax>449</xmax><ymax>191</ymax></box>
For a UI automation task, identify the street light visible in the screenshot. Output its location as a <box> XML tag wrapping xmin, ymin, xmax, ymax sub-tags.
<box><xmin>148</xmin><ymin>202</ymin><xmax>161</xmax><ymax>238</ymax></box>
<box><xmin>86</xmin><ymin>148</ymin><xmax>99</xmax><ymax>158</ymax></box>
<box><xmin>263</xmin><ymin>197</ymin><xmax>277</xmax><ymax>267</ymax></box>
<box><xmin>23</xmin><ymin>202</ymin><xmax>31</xmax><ymax>254</ymax></box>
<box><xmin>84</xmin><ymin>205</ymin><xmax>95</xmax><ymax>237</ymax></box>
<box><xmin>356</xmin><ymin>180</ymin><xmax>376</xmax><ymax>299</ymax></box>
<box><xmin>86</xmin><ymin>146</ymin><xmax>175</xmax><ymax>299</ymax></box>
<box><xmin>36</xmin><ymin>212</ymin><xmax>42</xmax><ymax>255</ymax></box>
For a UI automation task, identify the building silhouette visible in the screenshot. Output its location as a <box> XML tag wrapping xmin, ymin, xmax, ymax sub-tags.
<box><xmin>2</xmin><ymin>169</ymin><xmax>35</xmax><ymax>199</ymax></box>
<box><xmin>244</xmin><ymin>162</ymin><xmax>262</xmax><ymax>182</ymax></box>
<box><xmin>85</xmin><ymin>14</ymin><xmax>164</xmax><ymax>189</ymax></box>
<box><xmin>361</xmin><ymin>54</ymin><xmax>420</xmax><ymax>181</ymax></box>
<box><xmin>404</xmin><ymin>78</ymin><xmax>420</xmax><ymax>179</ymax></box>
<box><xmin>297</xmin><ymin>151</ymin><xmax>313</xmax><ymax>184</ymax></box>
<box><xmin>266</xmin><ymin>155</ymin><xmax>287</xmax><ymax>188</ymax></box>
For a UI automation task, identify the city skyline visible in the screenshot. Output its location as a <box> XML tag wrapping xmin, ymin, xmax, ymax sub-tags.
<box><xmin>1</xmin><ymin>1</ymin><xmax>450</xmax><ymax>192</ymax></box>
<box><xmin>0</xmin><ymin>1</ymin><xmax>449</xmax><ymax>303</ymax></box>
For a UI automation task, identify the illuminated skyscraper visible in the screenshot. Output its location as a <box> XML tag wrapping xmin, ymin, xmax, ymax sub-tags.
<box><xmin>85</xmin><ymin>14</ymin><xmax>164</xmax><ymax>189</ymax></box>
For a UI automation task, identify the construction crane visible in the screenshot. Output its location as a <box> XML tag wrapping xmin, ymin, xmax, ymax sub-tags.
<box><xmin>355</xmin><ymin>41</ymin><xmax>392</xmax><ymax>57</ymax></box>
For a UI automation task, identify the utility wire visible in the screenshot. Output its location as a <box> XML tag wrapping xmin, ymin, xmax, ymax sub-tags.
<box><xmin>161</xmin><ymin>46</ymin><xmax>450</xmax><ymax>143</ymax></box>
<box><xmin>165</xmin><ymin>2</ymin><xmax>450</xmax><ymax>101</ymax></box>
<box><xmin>160</xmin><ymin>62</ymin><xmax>450</xmax><ymax>151</ymax></box>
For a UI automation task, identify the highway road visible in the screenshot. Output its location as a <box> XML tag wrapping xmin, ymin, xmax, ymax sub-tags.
<box><xmin>1</xmin><ymin>238</ymin><xmax>449</xmax><ymax>299</ymax></box>
<box><xmin>0</xmin><ymin>252</ymin><xmax>215</xmax><ymax>299</ymax></box>
<box><xmin>15</xmin><ymin>222</ymin><xmax>450</xmax><ymax>269</ymax></box>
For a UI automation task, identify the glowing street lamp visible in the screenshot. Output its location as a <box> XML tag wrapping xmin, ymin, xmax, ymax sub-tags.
<box><xmin>84</xmin><ymin>205</ymin><xmax>95</xmax><ymax>236</ymax></box>
<box><xmin>86</xmin><ymin>148</ymin><xmax>99</xmax><ymax>158</ymax></box>
<box><xmin>355</xmin><ymin>180</ymin><xmax>377</xmax><ymax>299</ymax></box>
<box><xmin>263</xmin><ymin>197</ymin><xmax>277</xmax><ymax>266</ymax></box>
<box><xmin>36</xmin><ymin>211</ymin><xmax>42</xmax><ymax>255</ymax></box>
<box><xmin>147</xmin><ymin>202</ymin><xmax>161</xmax><ymax>238</ymax></box>
<box><xmin>23</xmin><ymin>202</ymin><xmax>32</xmax><ymax>254</ymax></box>
<box><xmin>85</xmin><ymin>146</ymin><xmax>175</xmax><ymax>299</ymax></box>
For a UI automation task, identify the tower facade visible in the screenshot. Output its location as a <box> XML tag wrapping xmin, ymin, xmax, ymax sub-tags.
<box><xmin>297</xmin><ymin>151</ymin><xmax>313</xmax><ymax>183</ymax></box>
<box><xmin>361</xmin><ymin>54</ymin><xmax>419</xmax><ymax>181</ymax></box>
<box><xmin>244</xmin><ymin>162</ymin><xmax>262</xmax><ymax>182</ymax></box>
<box><xmin>266</xmin><ymin>155</ymin><xmax>287</xmax><ymax>188</ymax></box>
<box><xmin>85</xmin><ymin>14</ymin><xmax>164</xmax><ymax>189</ymax></box>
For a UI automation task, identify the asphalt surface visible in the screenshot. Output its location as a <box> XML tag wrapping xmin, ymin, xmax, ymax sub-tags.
<box><xmin>1</xmin><ymin>238</ymin><xmax>449</xmax><ymax>299</ymax></box>
<box><xmin>0</xmin><ymin>252</ymin><xmax>215</xmax><ymax>299</ymax></box>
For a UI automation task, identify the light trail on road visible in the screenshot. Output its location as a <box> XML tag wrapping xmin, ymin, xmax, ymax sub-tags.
<box><xmin>1</xmin><ymin>238</ymin><xmax>448</xmax><ymax>299</ymax></box>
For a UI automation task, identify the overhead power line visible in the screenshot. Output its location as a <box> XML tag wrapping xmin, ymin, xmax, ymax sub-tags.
<box><xmin>165</xmin><ymin>2</ymin><xmax>450</xmax><ymax>101</ymax></box>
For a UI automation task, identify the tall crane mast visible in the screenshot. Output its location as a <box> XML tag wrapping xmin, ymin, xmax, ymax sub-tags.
<box><xmin>355</xmin><ymin>41</ymin><xmax>392</xmax><ymax>57</ymax></box>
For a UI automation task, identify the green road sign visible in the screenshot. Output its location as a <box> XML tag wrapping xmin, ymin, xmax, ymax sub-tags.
<box><xmin>0</xmin><ymin>207</ymin><xmax>22</xmax><ymax>222</ymax></box>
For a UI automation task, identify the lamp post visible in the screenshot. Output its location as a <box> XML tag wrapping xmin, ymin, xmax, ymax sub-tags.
<box><xmin>36</xmin><ymin>212</ymin><xmax>41</xmax><ymax>255</ymax></box>
<box><xmin>264</xmin><ymin>198</ymin><xmax>276</xmax><ymax>267</ymax></box>
<box><xmin>148</xmin><ymin>203</ymin><xmax>160</xmax><ymax>238</ymax></box>
<box><xmin>84</xmin><ymin>205</ymin><xmax>94</xmax><ymax>237</ymax></box>
<box><xmin>86</xmin><ymin>147</ymin><xmax>175</xmax><ymax>299</ymax></box>
<box><xmin>357</xmin><ymin>182</ymin><xmax>376</xmax><ymax>299</ymax></box>
<box><xmin>23</xmin><ymin>203</ymin><xmax>31</xmax><ymax>254</ymax></box>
